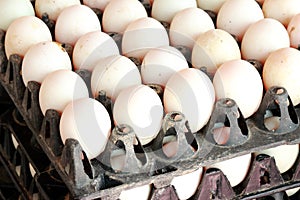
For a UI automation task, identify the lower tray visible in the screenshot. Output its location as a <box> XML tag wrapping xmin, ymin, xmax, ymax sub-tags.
<box><xmin>0</xmin><ymin>107</ymin><xmax>69</xmax><ymax>200</ymax></box>
<box><xmin>0</xmin><ymin>163</ymin><xmax>21</xmax><ymax>200</ymax></box>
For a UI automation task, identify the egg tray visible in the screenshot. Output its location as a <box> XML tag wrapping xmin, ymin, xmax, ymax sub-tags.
<box><xmin>0</xmin><ymin>181</ymin><xmax>23</xmax><ymax>200</ymax></box>
<box><xmin>0</xmin><ymin>106</ymin><xmax>24</xmax><ymax>200</ymax></box>
<box><xmin>1</xmin><ymin>27</ymin><xmax>300</xmax><ymax>199</ymax></box>
<box><xmin>0</xmin><ymin>103</ymin><xmax>70</xmax><ymax>199</ymax></box>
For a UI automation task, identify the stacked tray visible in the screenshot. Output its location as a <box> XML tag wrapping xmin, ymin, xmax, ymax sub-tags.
<box><xmin>1</xmin><ymin>23</ymin><xmax>300</xmax><ymax>199</ymax></box>
<box><xmin>0</xmin><ymin>92</ymin><xmax>20</xmax><ymax>200</ymax></box>
<box><xmin>0</xmin><ymin>96</ymin><xmax>69</xmax><ymax>199</ymax></box>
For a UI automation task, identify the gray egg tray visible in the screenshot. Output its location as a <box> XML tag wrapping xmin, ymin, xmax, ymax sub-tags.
<box><xmin>1</xmin><ymin>22</ymin><xmax>300</xmax><ymax>199</ymax></box>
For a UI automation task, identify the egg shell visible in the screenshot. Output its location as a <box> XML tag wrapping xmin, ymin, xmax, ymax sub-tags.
<box><xmin>15</xmin><ymin>166</ymin><xmax>21</xmax><ymax>176</ymax></box>
<box><xmin>35</xmin><ymin>0</ymin><xmax>81</xmax><ymax>21</ymax></box>
<box><xmin>212</xmin><ymin>125</ymin><xmax>230</xmax><ymax>145</ymax></box>
<box><xmin>29</xmin><ymin>163</ymin><xmax>36</xmax><ymax>178</ymax></box>
<box><xmin>122</xmin><ymin>17</ymin><xmax>169</xmax><ymax>60</ymax></box>
<box><xmin>102</xmin><ymin>0</ymin><xmax>148</xmax><ymax>33</ymax></box>
<box><xmin>164</xmin><ymin>68</ymin><xmax>215</xmax><ymax>133</ymax></box>
<box><xmin>91</xmin><ymin>55</ymin><xmax>141</xmax><ymax>101</ymax></box>
<box><xmin>110</xmin><ymin>149</ymin><xmax>126</xmax><ymax>171</ymax></box>
<box><xmin>141</xmin><ymin>46</ymin><xmax>189</xmax><ymax>86</ymax></box>
<box><xmin>207</xmin><ymin>153</ymin><xmax>252</xmax><ymax>187</ymax></box>
<box><xmin>254</xmin><ymin>144</ymin><xmax>299</xmax><ymax>173</ymax></box>
<box><xmin>216</xmin><ymin>0</ymin><xmax>264</xmax><ymax>42</ymax></box>
<box><xmin>118</xmin><ymin>184</ymin><xmax>151</xmax><ymax>200</ymax></box>
<box><xmin>83</xmin><ymin>0</ymin><xmax>111</xmax><ymax>11</ymax></box>
<box><xmin>0</xmin><ymin>0</ymin><xmax>35</xmax><ymax>31</ymax></box>
<box><xmin>213</xmin><ymin>59</ymin><xmax>263</xmax><ymax>118</ymax></box>
<box><xmin>171</xmin><ymin>168</ymin><xmax>203</xmax><ymax>199</ymax></box>
<box><xmin>196</xmin><ymin>0</ymin><xmax>227</xmax><ymax>13</ymax></box>
<box><xmin>113</xmin><ymin>85</ymin><xmax>164</xmax><ymax>145</ymax></box>
<box><xmin>169</xmin><ymin>7</ymin><xmax>215</xmax><ymax>49</ymax></box>
<box><xmin>73</xmin><ymin>31</ymin><xmax>120</xmax><ymax>71</ymax></box>
<box><xmin>151</xmin><ymin>0</ymin><xmax>197</xmax><ymax>23</ymax></box>
<box><xmin>162</xmin><ymin>138</ymin><xmax>178</xmax><ymax>158</ymax></box>
<box><xmin>191</xmin><ymin>29</ymin><xmax>241</xmax><ymax>75</ymax></box>
<box><xmin>22</xmin><ymin>41</ymin><xmax>72</xmax><ymax>86</ymax></box>
<box><xmin>287</xmin><ymin>187</ymin><xmax>300</xmax><ymax>197</ymax></box>
<box><xmin>287</xmin><ymin>13</ymin><xmax>300</xmax><ymax>49</ymax></box>
<box><xmin>162</xmin><ymin>132</ymin><xmax>196</xmax><ymax>158</ymax></box>
<box><xmin>262</xmin><ymin>47</ymin><xmax>300</xmax><ymax>106</ymax></box>
<box><xmin>60</xmin><ymin>98</ymin><xmax>111</xmax><ymax>159</ymax></box>
<box><xmin>11</xmin><ymin>134</ymin><xmax>18</xmax><ymax>149</ymax></box>
<box><xmin>39</xmin><ymin>69</ymin><xmax>89</xmax><ymax>115</ymax></box>
<box><xmin>241</xmin><ymin>18</ymin><xmax>290</xmax><ymax>64</ymax></box>
<box><xmin>162</xmin><ymin>135</ymin><xmax>203</xmax><ymax>199</ymax></box>
<box><xmin>264</xmin><ymin>116</ymin><xmax>281</xmax><ymax>132</ymax></box>
<box><xmin>262</xmin><ymin>0</ymin><xmax>300</xmax><ymax>27</ymax></box>
<box><xmin>55</xmin><ymin>4</ymin><xmax>101</xmax><ymax>46</ymax></box>
<box><xmin>4</xmin><ymin>16</ymin><xmax>52</xmax><ymax>58</ymax></box>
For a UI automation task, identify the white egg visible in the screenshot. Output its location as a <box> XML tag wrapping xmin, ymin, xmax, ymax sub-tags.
<box><xmin>60</xmin><ymin>98</ymin><xmax>111</xmax><ymax>159</ymax></box>
<box><xmin>4</xmin><ymin>16</ymin><xmax>52</xmax><ymax>58</ymax></box>
<box><xmin>0</xmin><ymin>0</ymin><xmax>35</xmax><ymax>31</ymax></box>
<box><xmin>213</xmin><ymin>59</ymin><xmax>263</xmax><ymax>118</ymax></box>
<box><xmin>216</xmin><ymin>0</ymin><xmax>264</xmax><ymax>42</ymax></box>
<box><xmin>39</xmin><ymin>69</ymin><xmax>89</xmax><ymax>115</ymax></box>
<box><xmin>162</xmin><ymin>137</ymin><xmax>178</xmax><ymax>158</ymax></box>
<box><xmin>241</xmin><ymin>18</ymin><xmax>290</xmax><ymax>64</ymax></box>
<box><xmin>119</xmin><ymin>184</ymin><xmax>151</xmax><ymax>200</ymax></box>
<box><xmin>91</xmin><ymin>55</ymin><xmax>141</xmax><ymax>101</ymax></box>
<box><xmin>263</xmin><ymin>47</ymin><xmax>300</xmax><ymax>106</ymax></box>
<box><xmin>73</xmin><ymin>31</ymin><xmax>120</xmax><ymax>71</ymax></box>
<box><xmin>151</xmin><ymin>0</ymin><xmax>197</xmax><ymax>23</ymax></box>
<box><xmin>83</xmin><ymin>0</ymin><xmax>111</xmax><ymax>11</ymax></box>
<box><xmin>113</xmin><ymin>85</ymin><xmax>164</xmax><ymax>145</ymax></box>
<box><xmin>110</xmin><ymin>149</ymin><xmax>126</xmax><ymax>171</ymax></box>
<box><xmin>169</xmin><ymin>7</ymin><xmax>215</xmax><ymax>49</ymax></box>
<box><xmin>55</xmin><ymin>5</ymin><xmax>101</xmax><ymax>46</ymax></box>
<box><xmin>254</xmin><ymin>144</ymin><xmax>299</xmax><ymax>173</ymax></box>
<box><xmin>196</xmin><ymin>0</ymin><xmax>227</xmax><ymax>13</ymax></box>
<box><xmin>35</xmin><ymin>0</ymin><xmax>81</xmax><ymax>21</ymax></box>
<box><xmin>164</xmin><ymin>68</ymin><xmax>215</xmax><ymax>133</ymax></box>
<box><xmin>141</xmin><ymin>46</ymin><xmax>189</xmax><ymax>87</ymax></box>
<box><xmin>264</xmin><ymin>116</ymin><xmax>281</xmax><ymax>132</ymax></box>
<box><xmin>102</xmin><ymin>0</ymin><xmax>148</xmax><ymax>33</ymax></box>
<box><xmin>262</xmin><ymin>0</ymin><xmax>300</xmax><ymax>27</ymax></box>
<box><xmin>191</xmin><ymin>29</ymin><xmax>241</xmax><ymax>75</ymax></box>
<box><xmin>254</xmin><ymin>116</ymin><xmax>299</xmax><ymax>176</ymax></box>
<box><xmin>287</xmin><ymin>13</ymin><xmax>300</xmax><ymax>49</ymax></box>
<box><xmin>171</xmin><ymin>168</ymin><xmax>203</xmax><ymax>199</ymax></box>
<box><xmin>22</xmin><ymin>41</ymin><xmax>72</xmax><ymax>86</ymax></box>
<box><xmin>29</xmin><ymin>163</ymin><xmax>36</xmax><ymax>178</ymax></box>
<box><xmin>16</xmin><ymin>166</ymin><xmax>21</xmax><ymax>176</ymax></box>
<box><xmin>286</xmin><ymin>187</ymin><xmax>300</xmax><ymax>197</ymax></box>
<box><xmin>211</xmin><ymin>125</ymin><xmax>231</xmax><ymax>145</ymax></box>
<box><xmin>122</xmin><ymin>17</ymin><xmax>169</xmax><ymax>60</ymax></box>
<box><xmin>207</xmin><ymin>154</ymin><xmax>252</xmax><ymax>187</ymax></box>
<box><xmin>11</xmin><ymin>134</ymin><xmax>18</xmax><ymax>149</ymax></box>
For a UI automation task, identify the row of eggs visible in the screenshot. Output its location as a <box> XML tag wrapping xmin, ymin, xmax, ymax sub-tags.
<box><xmin>2</xmin><ymin>0</ymin><xmax>300</xmax><ymax>199</ymax></box>
<box><xmin>3</xmin><ymin>0</ymin><xmax>300</xmax><ymax>109</ymax></box>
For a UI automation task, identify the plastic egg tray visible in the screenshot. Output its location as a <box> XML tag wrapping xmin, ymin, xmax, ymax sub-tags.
<box><xmin>0</xmin><ymin>106</ymin><xmax>69</xmax><ymax>199</ymax></box>
<box><xmin>1</xmin><ymin>21</ymin><xmax>300</xmax><ymax>199</ymax></box>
